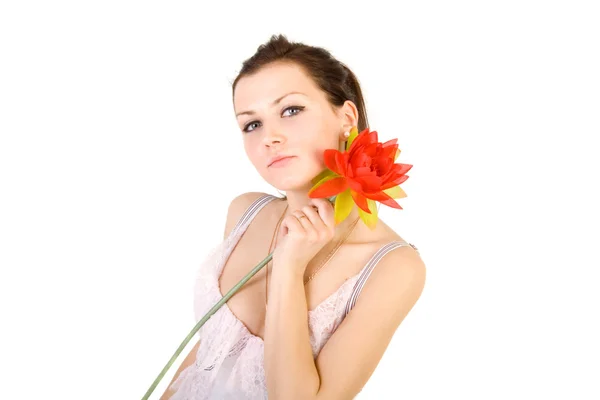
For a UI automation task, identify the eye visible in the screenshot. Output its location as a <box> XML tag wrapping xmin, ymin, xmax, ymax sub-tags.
<box><xmin>282</xmin><ymin>105</ymin><xmax>305</xmax><ymax>117</ymax></box>
<box><xmin>243</xmin><ymin>121</ymin><xmax>261</xmax><ymax>133</ymax></box>
<box><xmin>242</xmin><ymin>105</ymin><xmax>305</xmax><ymax>133</ymax></box>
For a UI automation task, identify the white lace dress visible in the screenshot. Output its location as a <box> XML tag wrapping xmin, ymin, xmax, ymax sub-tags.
<box><xmin>168</xmin><ymin>194</ymin><xmax>413</xmax><ymax>399</ymax></box>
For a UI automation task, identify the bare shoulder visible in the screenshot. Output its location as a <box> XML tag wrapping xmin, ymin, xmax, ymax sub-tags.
<box><xmin>371</xmin><ymin>221</ymin><xmax>426</xmax><ymax>302</ymax></box>
<box><xmin>364</xmin><ymin>219</ymin><xmax>425</xmax><ymax>291</ymax></box>
<box><xmin>223</xmin><ymin>191</ymin><xmax>273</xmax><ymax>240</ymax></box>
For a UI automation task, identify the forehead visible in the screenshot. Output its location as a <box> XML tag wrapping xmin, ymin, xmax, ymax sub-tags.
<box><xmin>234</xmin><ymin>62</ymin><xmax>323</xmax><ymax>112</ymax></box>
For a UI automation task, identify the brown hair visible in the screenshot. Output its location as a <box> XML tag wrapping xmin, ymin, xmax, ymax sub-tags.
<box><xmin>231</xmin><ymin>34</ymin><xmax>370</xmax><ymax>200</ymax></box>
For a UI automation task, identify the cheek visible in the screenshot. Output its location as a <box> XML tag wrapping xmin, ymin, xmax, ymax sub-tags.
<box><xmin>243</xmin><ymin>138</ymin><xmax>270</xmax><ymax>171</ymax></box>
<box><xmin>243</xmin><ymin>140</ymin><xmax>258</xmax><ymax>162</ymax></box>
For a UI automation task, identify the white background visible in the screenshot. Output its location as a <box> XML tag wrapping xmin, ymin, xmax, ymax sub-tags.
<box><xmin>1</xmin><ymin>1</ymin><xmax>599</xmax><ymax>399</ymax></box>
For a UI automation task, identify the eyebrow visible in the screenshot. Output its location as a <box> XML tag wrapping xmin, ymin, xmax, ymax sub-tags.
<box><xmin>235</xmin><ymin>91</ymin><xmax>307</xmax><ymax>118</ymax></box>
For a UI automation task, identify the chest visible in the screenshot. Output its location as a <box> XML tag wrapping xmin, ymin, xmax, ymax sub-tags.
<box><xmin>216</xmin><ymin>226</ymin><xmax>384</xmax><ymax>341</ymax></box>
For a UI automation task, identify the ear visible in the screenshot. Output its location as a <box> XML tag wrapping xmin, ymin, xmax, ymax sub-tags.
<box><xmin>340</xmin><ymin>100</ymin><xmax>360</xmax><ymax>132</ymax></box>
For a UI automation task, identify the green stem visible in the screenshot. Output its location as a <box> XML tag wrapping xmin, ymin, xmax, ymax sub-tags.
<box><xmin>141</xmin><ymin>251</ymin><xmax>273</xmax><ymax>400</ymax></box>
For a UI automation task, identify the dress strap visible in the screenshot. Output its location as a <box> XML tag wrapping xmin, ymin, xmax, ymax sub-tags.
<box><xmin>230</xmin><ymin>193</ymin><xmax>279</xmax><ymax>237</ymax></box>
<box><xmin>344</xmin><ymin>240</ymin><xmax>419</xmax><ymax>316</ymax></box>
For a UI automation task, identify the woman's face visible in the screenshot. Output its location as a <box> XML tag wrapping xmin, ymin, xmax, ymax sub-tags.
<box><xmin>233</xmin><ymin>61</ymin><xmax>357</xmax><ymax>192</ymax></box>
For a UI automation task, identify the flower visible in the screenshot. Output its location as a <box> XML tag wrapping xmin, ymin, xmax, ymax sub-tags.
<box><xmin>308</xmin><ymin>126</ymin><xmax>412</xmax><ymax>229</ymax></box>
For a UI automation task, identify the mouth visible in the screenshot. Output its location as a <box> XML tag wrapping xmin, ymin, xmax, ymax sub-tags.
<box><xmin>268</xmin><ymin>156</ymin><xmax>296</xmax><ymax>168</ymax></box>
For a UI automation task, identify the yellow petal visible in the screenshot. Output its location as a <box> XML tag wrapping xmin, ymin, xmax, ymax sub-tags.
<box><xmin>394</xmin><ymin>148</ymin><xmax>401</xmax><ymax>162</ymax></box>
<box><xmin>309</xmin><ymin>171</ymin><xmax>339</xmax><ymax>196</ymax></box>
<box><xmin>346</xmin><ymin>126</ymin><xmax>359</xmax><ymax>150</ymax></box>
<box><xmin>334</xmin><ymin>189</ymin><xmax>354</xmax><ymax>224</ymax></box>
<box><xmin>383</xmin><ymin>185</ymin><xmax>407</xmax><ymax>199</ymax></box>
<box><xmin>311</xmin><ymin>169</ymin><xmax>338</xmax><ymax>186</ymax></box>
<box><xmin>358</xmin><ymin>198</ymin><xmax>378</xmax><ymax>230</ymax></box>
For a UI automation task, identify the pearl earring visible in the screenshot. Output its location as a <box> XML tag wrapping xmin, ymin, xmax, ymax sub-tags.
<box><xmin>340</xmin><ymin>131</ymin><xmax>349</xmax><ymax>152</ymax></box>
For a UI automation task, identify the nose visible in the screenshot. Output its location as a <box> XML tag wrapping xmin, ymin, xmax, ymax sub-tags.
<box><xmin>262</xmin><ymin>126</ymin><xmax>287</xmax><ymax>148</ymax></box>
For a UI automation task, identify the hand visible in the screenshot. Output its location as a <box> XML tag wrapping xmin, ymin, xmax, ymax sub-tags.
<box><xmin>272</xmin><ymin>198</ymin><xmax>336</xmax><ymax>278</ymax></box>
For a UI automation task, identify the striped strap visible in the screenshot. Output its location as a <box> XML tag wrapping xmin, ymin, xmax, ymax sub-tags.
<box><xmin>344</xmin><ymin>241</ymin><xmax>418</xmax><ymax>316</ymax></box>
<box><xmin>230</xmin><ymin>193</ymin><xmax>278</xmax><ymax>236</ymax></box>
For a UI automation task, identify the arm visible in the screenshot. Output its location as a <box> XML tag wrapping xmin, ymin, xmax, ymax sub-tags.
<box><xmin>160</xmin><ymin>339</ymin><xmax>201</xmax><ymax>400</ymax></box>
<box><xmin>264</xmin><ymin>245</ymin><xmax>426</xmax><ymax>400</ymax></box>
<box><xmin>264</xmin><ymin>266</ymin><xmax>321</xmax><ymax>399</ymax></box>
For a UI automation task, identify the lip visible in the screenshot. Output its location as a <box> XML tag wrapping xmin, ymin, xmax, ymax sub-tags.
<box><xmin>268</xmin><ymin>155</ymin><xmax>295</xmax><ymax>167</ymax></box>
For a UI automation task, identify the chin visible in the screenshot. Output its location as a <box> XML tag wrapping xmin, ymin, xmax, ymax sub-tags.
<box><xmin>262</xmin><ymin>158</ymin><xmax>322</xmax><ymax>190</ymax></box>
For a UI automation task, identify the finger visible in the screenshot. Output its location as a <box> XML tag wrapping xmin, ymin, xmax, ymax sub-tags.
<box><xmin>304</xmin><ymin>201</ymin><xmax>333</xmax><ymax>241</ymax></box>
<box><xmin>282</xmin><ymin>213</ymin><xmax>305</xmax><ymax>236</ymax></box>
<box><xmin>301</xmin><ymin>205</ymin><xmax>328</xmax><ymax>234</ymax></box>
<box><xmin>291</xmin><ymin>211</ymin><xmax>314</xmax><ymax>235</ymax></box>
<box><xmin>310</xmin><ymin>198</ymin><xmax>335</xmax><ymax>231</ymax></box>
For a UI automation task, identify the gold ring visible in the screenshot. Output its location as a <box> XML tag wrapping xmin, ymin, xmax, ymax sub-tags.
<box><xmin>298</xmin><ymin>215</ymin><xmax>307</xmax><ymax>219</ymax></box>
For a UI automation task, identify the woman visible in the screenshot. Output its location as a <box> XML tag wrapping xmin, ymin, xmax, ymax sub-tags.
<box><xmin>162</xmin><ymin>34</ymin><xmax>426</xmax><ymax>399</ymax></box>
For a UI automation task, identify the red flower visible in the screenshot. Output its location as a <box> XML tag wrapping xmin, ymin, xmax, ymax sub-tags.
<box><xmin>308</xmin><ymin>127</ymin><xmax>412</xmax><ymax>228</ymax></box>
